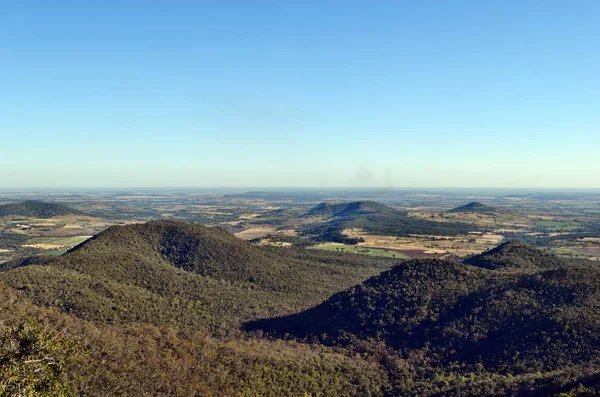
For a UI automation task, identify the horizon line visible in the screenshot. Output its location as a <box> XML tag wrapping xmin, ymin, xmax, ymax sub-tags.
<box><xmin>1</xmin><ymin>186</ymin><xmax>600</xmax><ymax>191</ymax></box>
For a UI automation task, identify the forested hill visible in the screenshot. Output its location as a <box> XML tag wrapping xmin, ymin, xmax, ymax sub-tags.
<box><xmin>465</xmin><ymin>239</ymin><xmax>568</xmax><ymax>270</ymax></box>
<box><xmin>449</xmin><ymin>201</ymin><xmax>496</xmax><ymax>213</ymax></box>
<box><xmin>304</xmin><ymin>200</ymin><xmax>476</xmax><ymax>241</ymax></box>
<box><xmin>0</xmin><ymin>220</ymin><xmax>397</xmax><ymax>335</ymax></box>
<box><xmin>3</xmin><ymin>222</ymin><xmax>600</xmax><ymax>395</ymax></box>
<box><xmin>308</xmin><ymin>201</ymin><xmax>397</xmax><ymax>218</ymax></box>
<box><xmin>247</xmin><ymin>242</ymin><xmax>600</xmax><ymax>391</ymax></box>
<box><xmin>0</xmin><ymin>200</ymin><xmax>85</xmax><ymax>218</ymax></box>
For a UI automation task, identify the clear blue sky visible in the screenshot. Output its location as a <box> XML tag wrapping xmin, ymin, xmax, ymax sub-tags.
<box><xmin>1</xmin><ymin>1</ymin><xmax>598</xmax><ymax>188</ymax></box>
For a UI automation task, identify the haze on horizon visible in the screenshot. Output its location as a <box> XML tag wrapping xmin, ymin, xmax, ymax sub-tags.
<box><xmin>1</xmin><ymin>1</ymin><xmax>599</xmax><ymax>189</ymax></box>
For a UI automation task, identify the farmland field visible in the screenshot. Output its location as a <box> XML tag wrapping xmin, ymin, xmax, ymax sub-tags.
<box><xmin>312</xmin><ymin>243</ymin><xmax>410</xmax><ymax>259</ymax></box>
<box><xmin>23</xmin><ymin>235</ymin><xmax>91</xmax><ymax>249</ymax></box>
<box><xmin>29</xmin><ymin>236</ymin><xmax>91</xmax><ymax>245</ymax></box>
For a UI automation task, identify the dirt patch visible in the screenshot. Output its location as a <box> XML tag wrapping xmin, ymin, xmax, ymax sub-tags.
<box><xmin>257</xmin><ymin>240</ymin><xmax>292</xmax><ymax>247</ymax></box>
<box><xmin>391</xmin><ymin>249</ymin><xmax>439</xmax><ymax>259</ymax></box>
<box><xmin>22</xmin><ymin>243</ymin><xmax>63</xmax><ymax>249</ymax></box>
<box><xmin>235</xmin><ymin>227</ymin><xmax>275</xmax><ymax>240</ymax></box>
<box><xmin>239</xmin><ymin>214</ymin><xmax>260</xmax><ymax>219</ymax></box>
<box><xmin>481</xmin><ymin>234</ymin><xmax>504</xmax><ymax>241</ymax></box>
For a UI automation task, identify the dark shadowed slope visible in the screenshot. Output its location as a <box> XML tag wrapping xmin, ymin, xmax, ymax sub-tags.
<box><xmin>247</xmin><ymin>259</ymin><xmax>486</xmax><ymax>347</ymax></box>
<box><xmin>248</xmin><ymin>243</ymin><xmax>600</xmax><ymax>372</ymax></box>
<box><xmin>0</xmin><ymin>200</ymin><xmax>85</xmax><ymax>218</ymax></box>
<box><xmin>0</xmin><ymin>254</ymin><xmax>52</xmax><ymax>272</ymax></box>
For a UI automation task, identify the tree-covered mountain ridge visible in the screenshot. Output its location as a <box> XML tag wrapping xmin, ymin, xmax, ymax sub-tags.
<box><xmin>2</xmin><ymin>221</ymin><xmax>600</xmax><ymax>396</ymax></box>
<box><xmin>304</xmin><ymin>201</ymin><xmax>476</xmax><ymax>242</ymax></box>
<box><xmin>0</xmin><ymin>200</ymin><xmax>85</xmax><ymax>218</ymax></box>
<box><xmin>247</xmin><ymin>241</ymin><xmax>600</xmax><ymax>394</ymax></box>
<box><xmin>0</xmin><ymin>220</ymin><xmax>397</xmax><ymax>335</ymax></box>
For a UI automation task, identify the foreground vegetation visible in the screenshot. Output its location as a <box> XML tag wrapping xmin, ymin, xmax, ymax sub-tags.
<box><xmin>248</xmin><ymin>241</ymin><xmax>600</xmax><ymax>395</ymax></box>
<box><xmin>2</xmin><ymin>219</ymin><xmax>600</xmax><ymax>395</ymax></box>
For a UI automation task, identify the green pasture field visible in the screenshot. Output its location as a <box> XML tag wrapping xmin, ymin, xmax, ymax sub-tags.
<box><xmin>42</xmin><ymin>249</ymin><xmax>69</xmax><ymax>257</ymax></box>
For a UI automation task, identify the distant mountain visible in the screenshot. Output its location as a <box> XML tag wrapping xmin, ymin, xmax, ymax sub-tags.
<box><xmin>0</xmin><ymin>220</ymin><xmax>395</xmax><ymax>334</ymax></box>
<box><xmin>308</xmin><ymin>201</ymin><xmax>395</xmax><ymax>218</ymax></box>
<box><xmin>248</xmin><ymin>242</ymin><xmax>600</xmax><ymax>373</ymax></box>
<box><xmin>304</xmin><ymin>201</ymin><xmax>475</xmax><ymax>241</ymax></box>
<box><xmin>448</xmin><ymin>201</ymin><xmax>496</xmax><ymax>213</ymax></box>
<box><xmin>0</xmin><ymin>200</ymin><xmax>85</xmax><ymax>218</ymax></box>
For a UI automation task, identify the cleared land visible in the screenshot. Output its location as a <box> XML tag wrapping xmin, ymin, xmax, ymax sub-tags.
<box><xmin>234</xmin><ymin>227</ymin><xmax>275</xmax><ymax>240</ymax></box>
<box><xmin>312</xmin><ymin>243</ymin><xmax>410</xmax><ymax>259</ymax></box>
<box><xmin>350</xmin><ymin>233</ymin><xmax>504</xmax><ymax>258</ymax></box>
<box><xmin>23</xmin><ymin>235</ymin><xmax>91</xmax><ymax>249</ymax></box>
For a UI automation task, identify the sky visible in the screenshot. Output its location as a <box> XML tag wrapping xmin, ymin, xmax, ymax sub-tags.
<box><xmin>1</xmin><ymin>1</ymin><xmax>599</xmax><ymax>188</ymax></box>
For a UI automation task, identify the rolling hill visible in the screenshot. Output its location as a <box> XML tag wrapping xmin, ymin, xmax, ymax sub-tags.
<box><xmin>3</xmin><ymin>224</ymin><xmax>600</xmax><ymax>395</ymax></box>
<box><xmin>0</xmin><ymin>220</ymin><xmax>397</xmax><ymax>335</ymax></box>
<box><xmin>303</xmin><ymin>201</ymin><xmax>475</xmax><ymax>242</ymax></box>
<box><xmin>0</xmin><ymin>200</ymin><xmax>85</xmax><ymax>218</ymax></box>
<box><xmin>247</xmin><ymin>242</ymin><xmax>600</xmax><ymax>395</ymax></box>
<box><xmin>449</xmin><ymin>201</ymin><xmax>496</xmax><ymax>213</ymax></box>
<box><xmin>465</xmin><ymin>240</ymin><xmax>567</xmax><ymax>270</ymax></box>
<box><xmin>308</xmin><ymin>200</ymin><xmax>394</xmax><ymax>218</ymax></box>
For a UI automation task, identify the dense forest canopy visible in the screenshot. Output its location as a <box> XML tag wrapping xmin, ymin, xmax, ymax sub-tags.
<box><xmin>0</xmin><ymin>220</ymin><xmax>397</xmax><ymax>335</ymax></box>
<box><xmin>1</xmin><ymin>221</ymin><xmax>600</xmax><ymax>396</ymax></box>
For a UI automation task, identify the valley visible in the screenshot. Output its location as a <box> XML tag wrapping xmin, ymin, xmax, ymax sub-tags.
<box><xmin>1</xmin><ymin>188</ymin><xmax>600</xmax><ymax>396</ymax></box>
<box><xmin>4</xmin><ymin>2</ymin><xmax>598</xmax><ymax>395</ymax></box>
<box><xmin>3</xmin><ymin>188</ymin><xmax>599</xmax><ymax>264</ymax></box>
